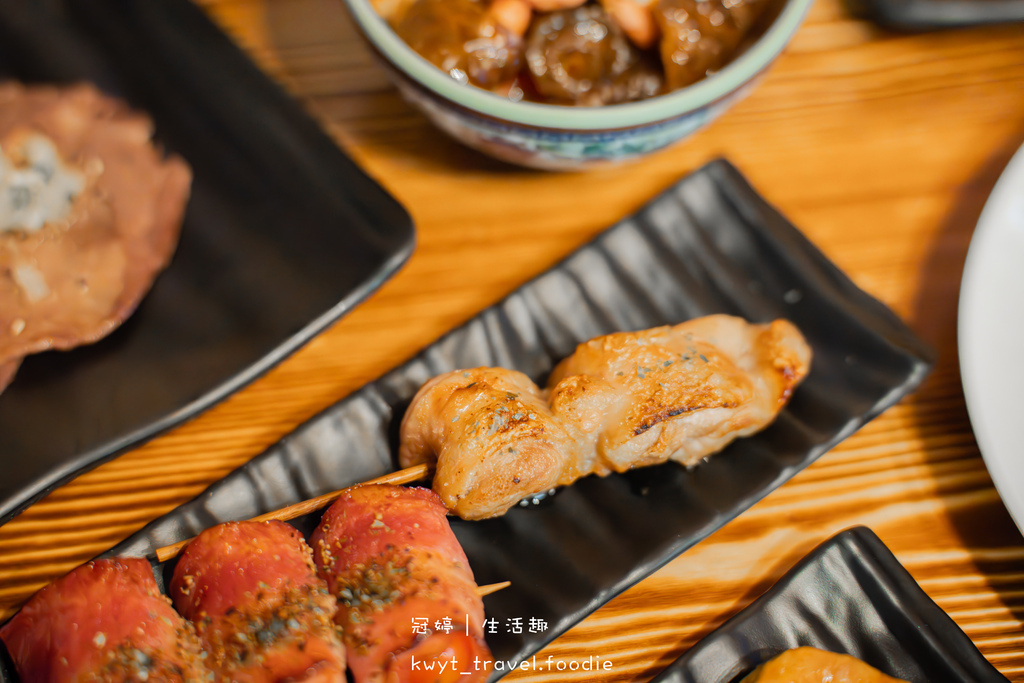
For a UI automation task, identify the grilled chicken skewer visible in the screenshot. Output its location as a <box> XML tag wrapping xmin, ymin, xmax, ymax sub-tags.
<box><xmin>170</xmin><ymin>520</ymin><xmax>346</xmax><ymax>683</ymax></box>
<box><xmin>311</xmin><ymin>485</ymin><xmax>494</xmax><ymax>683</ymax></box>
<box><xmin>400</xmin><ymin>315</ymin><xmax>811</xmax><ymax>519</ymax></box>
<box><xmin>157</xmin><ymin>315</ymin><xmax>809</xmax><ymax>546</ymax></box>
<box><xmin>0</xmin><ymin>558</ymin><xmax>207</xmax><ymax>682</ymax></box>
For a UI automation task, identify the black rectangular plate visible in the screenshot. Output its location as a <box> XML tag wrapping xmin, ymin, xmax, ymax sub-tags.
<box><xmin>0</xmin><ymin>159</ymin><xmax>933</xmax><ymax>682</ymax></box>
<box><xmin>851</xmin><ymin>0</ymin><xmax>1024</xmax><ymax>30</ymax></box>
<box><xmin>651</xmin><ymin>527</ymin><xmax>1007</xmax><ymax>682</ymax></box>
<box><xmin>0</xmin><ymin>0</ymin><xmax>415</xmax><ymax>524</ymax></box>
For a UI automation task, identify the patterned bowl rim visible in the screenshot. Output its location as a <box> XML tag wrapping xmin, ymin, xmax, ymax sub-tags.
<box><xmin>341</xmin><ymin>0</ymin><xmax>815</xmax><ymax>130</ymax></box>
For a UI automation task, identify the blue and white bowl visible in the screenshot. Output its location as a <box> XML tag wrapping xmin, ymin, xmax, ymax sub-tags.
<box><xmin>342</xmin><ymin>0</ymin><xmax>815</xmax><ymax>170</ymax></box>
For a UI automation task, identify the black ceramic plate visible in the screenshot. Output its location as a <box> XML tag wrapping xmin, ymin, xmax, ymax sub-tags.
<box><xmin>651</xmin><ymin>527</ymin><xmax>1007</xmax><ymax>682</ymax></box>
<box><xmin>851</xmin><ymin>0</ymin><xmax>1024</xmax><ymax>30</ymax></box>
<box><xmin>0</xmin><ymin>160</ymin><xmax>934</xmax><ymax>681</ymax></box>
<box><xmin>0</xmin><ymin>1</ymin><xmax>414</xmax><ymax>523</ymax></box>
<box><xmin>73</xmin><ymin>159</ymin><xmax>929</xmax><ymax>675</ymax></box>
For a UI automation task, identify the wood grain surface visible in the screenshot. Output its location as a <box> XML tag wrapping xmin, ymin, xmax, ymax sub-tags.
<box><xmin>2</xmin><ymin>0</ymin><xmax>1024</xmax><ymax>679</ymax></box>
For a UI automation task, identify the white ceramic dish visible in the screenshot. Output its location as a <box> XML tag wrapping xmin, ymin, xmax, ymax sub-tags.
<box><xmin>959</xmin><ymin>140</ymin><xmax>1024</xmax><ymax>535</ymax></box>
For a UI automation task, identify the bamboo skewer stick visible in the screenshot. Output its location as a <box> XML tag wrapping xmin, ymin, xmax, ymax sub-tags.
<box><xmin>5</xmin><ymin>465</ymin><xmax>508</xmax><ymax>623</ymax></box>
<box><xmin>252</xmin><ymin>464</ymin><xmax>430</xmax><ymax>523</ymax></box>
<box><xmin>477</xmin><ymin>581</ymin><xmax>511</xmax><ymax>597</ymax></box>
<box><xmin>155</xmin><ymin>463</ymin><xmax>431</xmax><ymax>562</ymax></box>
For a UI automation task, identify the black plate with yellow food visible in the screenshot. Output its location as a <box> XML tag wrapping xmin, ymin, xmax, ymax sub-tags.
<box><xmin>0</xmin><ymin>0</ymin><xmax>415</xmax><ymax>525</ymax></box>
<box><xmin>651</xmin><ymin>527</ymin><xmax>1007</xmax><ymax>682</ymax></box>
<box><xmin>852</xmin><ymin>0</ymin><xmax>1024</xmax><ymax>30</ymax></box>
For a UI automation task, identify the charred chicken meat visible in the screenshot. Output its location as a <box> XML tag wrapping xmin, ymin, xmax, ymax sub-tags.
<box><xmin>399</xmin><ymin>315</ymin><xmax>811</xmax><ymax>519</ymax></box>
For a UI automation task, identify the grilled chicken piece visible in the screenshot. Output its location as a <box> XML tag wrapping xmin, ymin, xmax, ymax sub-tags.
<box><xmin>399</xmin><ymin>315</ymin><xmax>810</xmax><ymax>519</ymax></box>
<box><xmin>742</xmin><ymin>647</ymin><xmax>906</xmax><ymax>682</ymax></box>
<box><xmin>548</xmin><ymin>315</ymin><xmax>810</xmax><ymax>471</ymax></box>
<box><xmin>0</xmin><ymin>558</ymin><xmax>207</xmax><ymax>682</ymax></box>
<box><xmin>170</xmin><ymin>521</ymin><xmax>345</xmax><ymax>683</ymax></box>
<box><xmin>399</xmin><ymin>367</ymin><xmax>578</xmax><ymax>522</ymax></box>
<box><xmin>311</xmin><ymin>485</ymin><xmax>492</xmax><ymax>683</ymax></box>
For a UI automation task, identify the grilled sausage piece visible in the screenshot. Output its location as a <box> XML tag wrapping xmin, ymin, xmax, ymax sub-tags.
<box><xmin>311</xmin><ymin>485</ymin><xmax>493</xmax><ymax>683</ymax></box>
<box><xmin>0</xmin><ymin>558</ymin><xmax>207</xmax><ymax>683</ymax></box>
<box><xmin>170</xmin><ymin>520</ymin><xmax>345</xmax><ymax>683</ymax></box>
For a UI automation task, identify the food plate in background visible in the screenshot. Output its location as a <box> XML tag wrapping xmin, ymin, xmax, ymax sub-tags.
<box><xmin>851</xmin><ymin>0</ymin><xmax>1024</xmax><ymax>30</ymax></box>
<box><xmin>650</xmin><ymin>526</ymin><xmax>1007</xmax><ymax>682</ymax></box>
<box><xmin>13</xmin><ymin>159</ymin><xmax>930</xmax><ymax>683</ymax></box>
<box><xmin>0</xmin><ymin>0</ymin><xmax>415</xmax><ymax>524</ymax></box>
<box><xmin>959</xmin><ymin>141</ymin><xmax>1024</xmax><ymax>537</ymax></box>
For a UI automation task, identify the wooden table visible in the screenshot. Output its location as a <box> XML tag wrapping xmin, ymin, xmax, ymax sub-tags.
<box><xmin>2</xmin><ymin>0</ymin><xmax>1024</xmax><ymax>679</ymax></box>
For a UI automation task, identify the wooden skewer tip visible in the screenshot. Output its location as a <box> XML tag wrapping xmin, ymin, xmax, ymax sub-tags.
<box><xmin>477</xmin><ymin>580</ymin><xmax>511</xmax><ymax>597</ymax></box>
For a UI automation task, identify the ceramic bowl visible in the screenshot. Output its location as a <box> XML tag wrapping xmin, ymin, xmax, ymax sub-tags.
<box><xmin>341</xmin><ymin>0</ymin><xmax>814</xmax><ymax>170</ymax></box>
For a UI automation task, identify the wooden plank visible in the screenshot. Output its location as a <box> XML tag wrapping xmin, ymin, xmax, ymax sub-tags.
<box><xmin>0</xmin><ymin>0</ymin><xmax>1022</xmax><ymax>678</ymax></box>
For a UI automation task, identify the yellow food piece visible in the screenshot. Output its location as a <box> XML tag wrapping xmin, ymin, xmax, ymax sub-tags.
<box><xmin>742</xmin><ymin>647</ymin><xmax>907</xmax><ymax>683</ymax></box>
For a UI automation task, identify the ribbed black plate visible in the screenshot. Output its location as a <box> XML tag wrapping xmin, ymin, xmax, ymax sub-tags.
<box><xmin>851</xmin><ymin>0</ymin><xmax>1024</xmax><ymax>30</ymax></box>
<box><xmin>0</xmin><ymin>0</ymin><xmax>414</xmax><ymax>524</ymax></box>
<box><xmin>0</xmin><ymin>159</ymin><xmax>933</xmax><ymax>682</ymax></box>
<box><xmin>652</xmin><ymin>527</ymin><xmax>1007</xmax><ymax>682</ymax></box>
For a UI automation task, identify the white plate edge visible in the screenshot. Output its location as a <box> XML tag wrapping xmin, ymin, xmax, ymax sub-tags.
<box><xmin>958</xmin><ymin>140</ymin><xmax>1024</xmax><ymax>536</ymax></box>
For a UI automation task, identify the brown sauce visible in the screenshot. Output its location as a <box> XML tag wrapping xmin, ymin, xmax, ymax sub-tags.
<box><xmin>378</xmin><ymin>0</ymin><xmax>778</xmax><ymax>105</ymax></box>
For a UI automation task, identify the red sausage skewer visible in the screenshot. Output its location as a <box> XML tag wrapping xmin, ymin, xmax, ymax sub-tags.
<box><xmin>170</xmin><ymin>520</ymin><xmax>346</xmax><ymax>683</ymax></box>
<box><xmin>0</xmin><ymin>558</ymin><xmax>207</xmax><ymax>683</ymax></box>
<box><xmin>311</xmin><ymin>484</ymin><xmax>494</xmax><ymax>683</ymax></box>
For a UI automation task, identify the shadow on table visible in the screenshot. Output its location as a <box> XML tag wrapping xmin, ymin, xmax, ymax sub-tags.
<box><xmin>906</xmin><ymin>125</ymin><xmax>1024</xmax><ymax>623</ymax></box>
